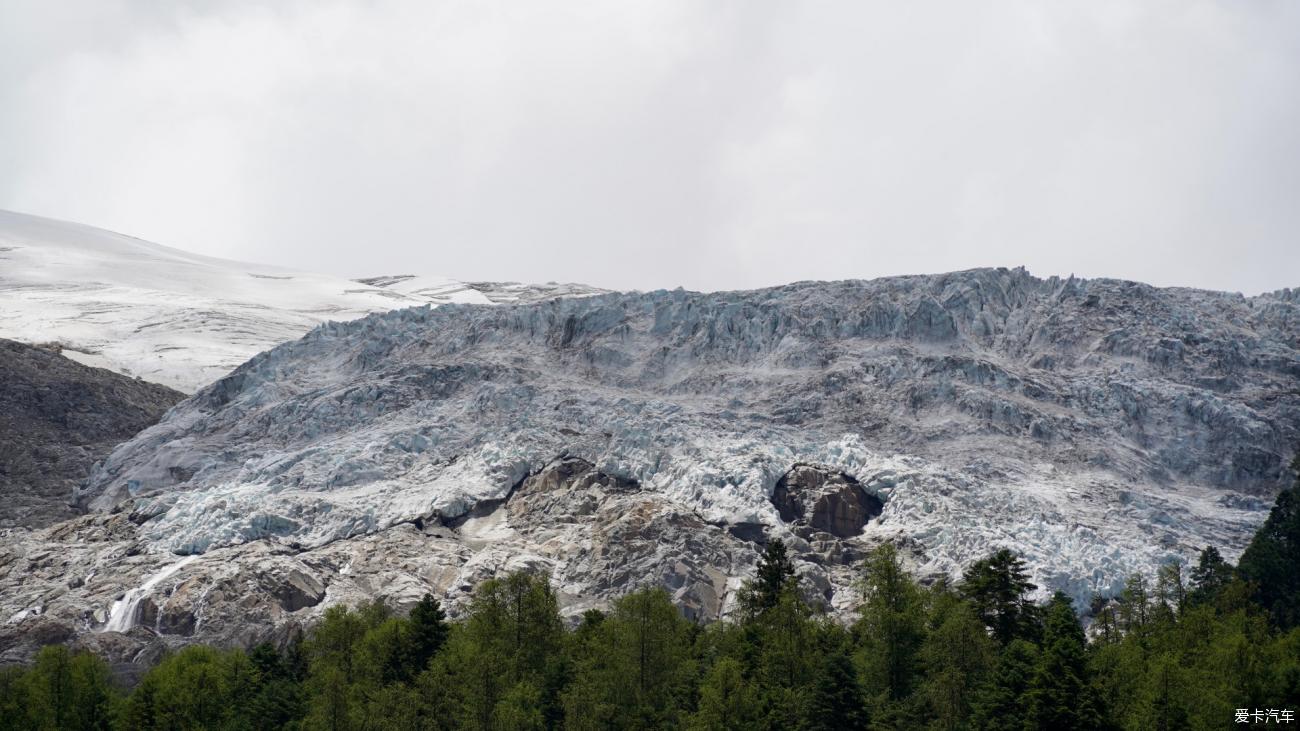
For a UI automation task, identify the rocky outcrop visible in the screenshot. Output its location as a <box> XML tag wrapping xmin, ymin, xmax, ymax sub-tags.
<box><xmin>0</xmin><ymin>339</ymin><xmax>183</xmax><ymax>528</ymax></box>
<box><xmin>773</xmin><ymin>464</ymin><xmax>883</xmax><ymax>539</ymax></box>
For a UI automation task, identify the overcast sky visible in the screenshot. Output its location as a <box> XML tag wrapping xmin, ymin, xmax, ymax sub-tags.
<box><xmin>1</xmin><ymin>1</ymin><xmax>1297</xmax><ymax>293</ymax></box>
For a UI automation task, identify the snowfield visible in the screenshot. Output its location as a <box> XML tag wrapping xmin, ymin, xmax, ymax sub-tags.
<box><xmin>0</xmin><ymin>209</ymin><xmax>485</xmax><ymax>392</ymax></box>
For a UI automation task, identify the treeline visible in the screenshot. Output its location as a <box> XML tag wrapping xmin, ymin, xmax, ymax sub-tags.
<box><xmin>3</xmin><ymin>465</ymin><xmax>1298</xmax><ymax>730</ymax></box>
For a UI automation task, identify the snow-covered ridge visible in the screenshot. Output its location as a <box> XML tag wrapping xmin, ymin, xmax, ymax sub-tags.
<box><xmin>0</xmin><ymin>210</ymin><xmax>493</xmax><ymax>392</ymax></box>
<box><xmin>356</xmin><ymin>273</ymin><xmax>610</xmax><ymax>306</ymax></box>
<box><xmin>79</xmin><ymin>269</ymin><xmax>1300</xmax><ymax>611</ymax></box>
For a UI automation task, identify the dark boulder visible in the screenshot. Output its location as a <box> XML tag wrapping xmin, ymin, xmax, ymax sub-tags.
<box><xmin>772</xmin><ymin>464</ymin><xmax>883</xmax><ymax>538</ymax></box>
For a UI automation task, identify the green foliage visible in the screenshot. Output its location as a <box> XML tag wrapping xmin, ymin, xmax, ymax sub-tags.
<box><xmin>971</xmin><ymin>639</ymin><xmax>1038</xmax><ymax>731</ymax></box>
<box><xmin>804</xmin><ymin>648</ymin><xmax>867</xmax><ymax>731</ymax></box>
<box><xmin>1188</xmin><ymin>545</ymin><xmax>1235</xmax><ymax>607</ymax></box>
<box><xmin>688</xmin><ymin>658</ymin><xmax>761</xmax><ymax>731</ymax></box>
<box><xmin>16</xmin><ymin>645</ymin><xmax>116</xmax><ymax>731</ymax></box>
<box><xmin>1237</xmin><ymin>457</ymin><xmax>1300</xmax><ymax>629</ymax></box>
<box><xmin>737</xmin><ymin>539</ymin><xmax>798</xmax><ymax>618</ymax></box>
<box><xmin>564</xmin><ymin>586</ymin><xmax>694</xmax><ymax>729</ymax></box>
<box><xmin>119</xmin><ymin>644</ymin><xmax>261</xmax><ymax>730</ymax></box>
<box><xmin>921</xmin><ymin>588</ymin><xmax>995</xmax><ymax>730</ymax></box>
<box><xmin>4</xmin><ymin>496</ymin><xmax>1299</xmax><ymax>730</ymax></box>
<box><xmin>960</xmin><ymin>548</ymin><xmax>1038</xmax><ymax>645</ymax></box>
<box><xmin>437</xmin><ymin>570</ymin><xmax>565</xmax><ymax>730</ymax></box>
<box><xmin>408</xmin><ymin>594</ymin><xmax>450</xmax><ymax>674</ymax></box>
<box><xmin>853</xmin><ymin>542</ymin><xmax>926</xmax><ymax>705</ymax></box>
<box><xmin>1025</xmin><ymin>592</ymin><xmax>1100</xmax><ymax>730</ymax></box>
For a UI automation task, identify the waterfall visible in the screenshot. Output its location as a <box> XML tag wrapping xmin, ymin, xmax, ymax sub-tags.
<box><xmin>101</xmin><ymin>555</ymin><xmax>198</xmax><ymax>633</ymax></box>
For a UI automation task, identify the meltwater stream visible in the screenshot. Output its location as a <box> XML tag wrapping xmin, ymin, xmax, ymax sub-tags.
<box><xmin>101</xmin><ymin>555</ymin><xmax>198</xmax><ymax>633</ymax></box>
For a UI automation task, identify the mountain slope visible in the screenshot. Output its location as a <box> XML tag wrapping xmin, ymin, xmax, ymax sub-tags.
<box><xmin>0</xmin><ymin>210</ymin><xmax>488</xmax><ymax>392</ymax></box>
<box><xmin>3</xmin><ymin>268</ymin><xmax>1294</xmax><ymax>664</ymax></box>
<box><xmin>0</xmin><ymin>339</ymin><xmax>183</xmax><ymax>528</ymax></box>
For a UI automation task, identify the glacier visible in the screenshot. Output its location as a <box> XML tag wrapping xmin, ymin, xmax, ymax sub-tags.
<box><xmin>2</xmin><ymin>266</ymin><xmax>1297</xmax><ymax>665</ymax></box>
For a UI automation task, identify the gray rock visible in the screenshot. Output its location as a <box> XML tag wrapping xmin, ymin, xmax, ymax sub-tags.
<box><xmin>0</xmin><ymin>339</ymin><xmax>183</xmax><ymax>528</ymax></box>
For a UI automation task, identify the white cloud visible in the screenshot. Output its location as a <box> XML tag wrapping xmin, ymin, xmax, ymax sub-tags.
<box><xmin>1</xmin><ymin>0</ymin><xmax>1297</xmax><ymax>293</ymax></box>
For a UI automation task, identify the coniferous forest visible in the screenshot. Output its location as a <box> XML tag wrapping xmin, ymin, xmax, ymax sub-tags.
<box><xmin>3</xmin><ymin>462</ymin><xmax>1298</xmax><ymax>731</ymax></box>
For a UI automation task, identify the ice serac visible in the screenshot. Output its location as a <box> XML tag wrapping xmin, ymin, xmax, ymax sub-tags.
<box><xmin>4</xmin><ymin>268</ymin><xmax>1298</xmax><ymax>662</ymax></box>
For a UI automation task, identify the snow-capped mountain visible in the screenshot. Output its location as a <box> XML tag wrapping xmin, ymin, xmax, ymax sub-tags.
<box><xmin>3</xmin><ymin>268</ymin><xmax>1295</xmax><ymax>664</ymax></box>
<box><xmin>0</xmin><ymin>210</ymin><xmax>487</xmax><ymax>392</ymax></box>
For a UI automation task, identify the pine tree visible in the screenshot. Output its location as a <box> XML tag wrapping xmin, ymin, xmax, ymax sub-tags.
<box><xmin>970</xmin><ymin>639</ymin><xmax>1038</xmax><ymax>731</ymax></box>
<box><xmin>562</xmin><ymin>587</ymin><xmax>694</xmax><ymax>729</ymax></box>
<box><xmin>804</xmin><ymin>648</ymin><xmax>868</xmax><ymax>731</ymax></box>
<box><xmin>689</xmin><ymin>658</ymin><xmax>761</xmax><ymax>731</ymax></box>
<box><xmin>921</xmin><ymin>592</ymin><xmax>995</xmax><ymax>731</ymax></box>
<box><xmin>1188</xmin><ymin>546</ymin><xmax>1234</xmax><ymax>606</ymax></box>
<box><xmin>0</xmin><ymin>667</ymin><xmax>29</xmax><ymax>731</ymax></box>
<box><xmin>854</xmin><ymin>542</ymin><xmax>925</xmax><ymax>703</ymax></box>
<box><xmin>442</xmin><ymin>571</ymin><xmax>564</xmax><ymax>730</ymax></box>
<box><xmin>739</xmin><ymin>539</ymin><xmax>798</xmax><ymax>616</ymax></box>
<box><xmin>1025</xmin><ymin>592</ymin><xmax>1100</xmax><ymax>730</ymax></box>
<box><xmin>407</xmin><ymin>593</ymin><xmax>450</xmax><ymax>675</ymax></box>
<box><xmin>1154</xmin><ymin>562</ymin><xmax>1186</xmax><ymax>624</ymax></box>
<box><xmin>960</xmin><ymin>548</ymin><xmax>1038</xmax><ymax>644</ymax></box>
<box><xmin>1237</xmin><ymin>452</ymin><xmax>1300</xmax><ymax>629</ymax></box>
<box><xmin>1119</xmin><ymin>574</ymin><xmax>1151</xmax><ymax>634</ymax></box>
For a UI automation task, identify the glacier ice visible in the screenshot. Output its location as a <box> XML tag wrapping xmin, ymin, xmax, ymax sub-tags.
<box><xmin>75</xmin><ymin>270</ymin><xmax>1298</xmax><ymax>612</ymax></box>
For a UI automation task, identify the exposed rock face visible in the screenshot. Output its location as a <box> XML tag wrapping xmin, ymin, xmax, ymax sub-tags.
<box><xmin>2</xmin><ymin>268</ymin><xmax>1297</xmax><ymax>664</ymax></box>
<box><xmin>773</xmin><ymin>465</ymin><xmax>883</xmax><ymax>539</ymax></box>
<box><xmin>0</xmin><ymin>339</ymin><xmax>184</xmax><ymax>528</ymax></box>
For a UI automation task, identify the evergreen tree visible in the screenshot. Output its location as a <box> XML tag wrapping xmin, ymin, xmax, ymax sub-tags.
<box><xmin>563</xmin><ymin>587</ymin><xmax>694</xmax><ymax>729</ymax></box>
<box><xmin>0</xmin><ymin>667</ymin><xmax>29</xmax><ymax>731</ymax></box>
<box><xmin>10</xmin><ymin>527</ymin><xmax>1300</xmax><ymax>731</ymax></box>
<box><xmin>1090</xmin><ymin>594</ymin><xmax>1121</xmax><ymax>645</ymax></box>
<box><xmin>1154</xmin><ymin>561</ymin><xmax>1186</xmax><ymax>625</ymax></box>
<box><xmin>407</xmin><ymin>593</ymin><xmax>450</xmax><ymax>674</ymax></box>
<box><xmin>1119</xmin><ymin>573</ymin><xmax>1151</xmax><ymax>635</ymax></box>
<box><xmin>854</xmin><ymin>542</ymin><xmax>925</xmax><ymax>705</ymax></box>
<box><xmin>1025</xmin><ymin>592</ymin><xmax>1100</xmax><ymax>730</ymax></box>
<box><xmin>1188</xmin><ymin>546</ymin><xmax>1234</xmax><ymax>606</ymax></box>
<box><xmin>246</xmin><ymin>644</ymin><xmax>305</xmax><ymax>731</ymax></box>
<box><xmin>1134</xmin><ymin>653</ymin><xmax>1190</xmax><ymax>731</ymax></box>
<box><xmin>921</xmin><ymin>591</ymin><xmax>995</xmax><ymax>731</ymax></box>
<box><xmin>357</xmin><ymin>617</ymin><xmax>415</xmax><ymax>686</ymax></box>
<box><xmin>22</xmin><ymin>645</ymin><xmax>115</xmax><ymax>731</ymax></box>
<box><xmin>1237</xmin><ymin>454</ymin><xmax>1300</xmax><ymax>629</ymax></box>
<box><xmin>124</xmin><ymin>645</ymin><xmax>248</xmax><ymax>731</ymax></box>
<box><xmin>960</xmin><ymin>548</ymin><xmax>1038</xmax><ymax>645</ymax></box>
<box><xmin>803</xmin><ymin>648</ymin><xmax>868</xmax><ymax>731</ymax></box>
<box><xmin>970</xmin><ymin>639</ymin><xmax>1038</xmax><ymax>731</ymax></box>
<box><xmin>688</xmin><ymin>657</ymin><xmax>761</xmax><ymax>731</ymax></box>
<box><xmin>738</xmin><ymin>539</ymin><xmax>798</xmax><ymax>617</ymax></box>
<box><xmin>751</xmin><ymin>588</ymin><xmax>818</xmax><ymax>700</ymax></box>
<box><xmin>440</xmin><ymin>570</ymin><xmax>564</xmax><ymax>730</ymax></box>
